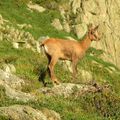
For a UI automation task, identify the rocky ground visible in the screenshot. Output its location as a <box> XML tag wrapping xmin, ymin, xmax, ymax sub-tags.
<box><xmin>0</xmin><ymin>68</ymin><xmax>113</xmax><ymax>120</ymax></box>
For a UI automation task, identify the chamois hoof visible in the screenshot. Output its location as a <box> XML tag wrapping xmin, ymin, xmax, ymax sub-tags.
<box><xmin>53</xmin><ymin>79</ymin><xmax>60</xmax><ymax>86</ymax></box>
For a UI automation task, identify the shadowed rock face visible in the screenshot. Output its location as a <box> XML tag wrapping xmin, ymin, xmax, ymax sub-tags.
<box><xmin>0</xmin><ymin>105</ymin><xmax>61</xmax><ymax>120</ymax></box>
<box><xmin>59</xmin><ymin>0</ymin><xmax>120</xmax><ymax>68</ymax></box>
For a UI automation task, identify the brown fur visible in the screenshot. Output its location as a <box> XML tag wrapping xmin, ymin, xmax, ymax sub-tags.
<box><xmin>40</xmin><ymin>25</ymin><xmax>100</xmax><ymax>85</ymax></box>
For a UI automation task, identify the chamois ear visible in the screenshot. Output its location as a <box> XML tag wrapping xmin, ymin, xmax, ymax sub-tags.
<box><xmin>88</xmin><ymin>23</ymin><xmax>94</xmax><ymax>31</ymax></box>
<box><xmin>93</xmin><ymin>24</ymin><xmax>99</xmax><ymax>30</ymax></box>
<box><xmin>88</xmin><ymin>23</ymin><xmax>93</xmax><ymax>29</ymax></box>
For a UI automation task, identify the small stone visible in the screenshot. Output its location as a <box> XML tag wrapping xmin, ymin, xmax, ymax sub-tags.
<box><xmin>63</xmin><ymin>21</ymin><xmax>70</xmax><ymax>33</ymax></box>
<box><xmin>27</xmin><ymin>2</ymin><xmax>46</xmax><ymax>13</ymax></box>
<box><xmin>12</xmin><ymin>42</ymin><xmax>19</xmax><ymax>49</ymax></box>
<box><xmin>51</xmin><ymin>18</ymin><xmax>63</xmax><ymax>31</ymax></box>
<box><xmin>8</xmin><ymin>64</ymin><xmax>16</xmax><ymax>73</ymax></box>
<box><xmin>2</xmin><ymin>64</ymin><xmax>11</xmax><ymax>73</ymax></box>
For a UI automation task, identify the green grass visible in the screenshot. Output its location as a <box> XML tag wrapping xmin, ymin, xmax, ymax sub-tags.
<box><xmin>0</xmin><ymin>0</ymin><xmax>73</xmax><ymax>39</ymax></box>
<box><xmin>1</xmin><ymin>85</ymin><xmax>120</xmax><ymax>120</ymax></box>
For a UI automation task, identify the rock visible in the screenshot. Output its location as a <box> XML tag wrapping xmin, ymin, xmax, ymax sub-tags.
<box><xmin>70</xmin><ymin>0</ymin><xmax>81</xmax><ymax>14</ymax></box>
<box><xmin>63</xmin><ymin>60</ymin><xmax>73</xmax><ymax>73</ymax></box>
<box><xmin>0</xmin><ymin>105</ymin><xmax>61</xmax><ymax>120</ymax></box>
<box><xmin>2</xmin><ymin>64</ymin><xmax>16</xmax><ymax>74</ymax></box>
<box><xmin>51</xmin><ymin>18</ymin><xmax>63</xmax><ymax>31</ymax></box>
<box><xmin>0</xmin><ymin>69</ymin><xmax>35</xmax><ymax>101</ymax></box>
<box><xmin>39</xmin><ymin>83</ymin><xmax>99</xmax><ymax>98</ymax></box>
<box><xmin>78</xmin><ymin>69</ymin><xmax>93</xmax><ymax>83</ymax></box>
<box><xmin>74</xmin><ymin>23</ymin><xmax>88</xmax><ymax>39</ymax></box>
<box><xmin>2</xmin><ymin>64</ymin><xmax>11</xmax><ymax>73</ymax></box>
<box><xmin>63</xmin><ymin>20</ymin><xmax>71</xmax><ymax>33</ymax></box>
<box><xmin>27</xmin><ymin>2</ymin><xmax>46</xmax><ymax>13</ymax></box>
<box><xmin>0</xmin><ymin>14</ymin><xmax>37</xmax><ymax>52</ymax></box>
<box><xmin>1</xmin><ymin>83</ymin><xmax>35</xmax><ymax>102</ymax></box>
<box><xmin>0</xmin><ymin>69</ymin><xmax>24</xmax><ymax>90</ymax></box>
<box><xmin>38</xmin><ymin>36</ymin><xmax>49</xmax><ymax>42</ymax></box>
<box><xmin>59</xmin><ymin>0</ymin><xmax>120</xmax><ymax>68</ymax></box>
<box><xmin>17</xmin><ymin>23</ymin><xmax>32</xmax><ymax>29</ymax></box>
<box><xmin>42</xmin><ymin>108</ymin><xmax>61</xmax><ymax>120</ymax></box>
<box><xmin>12</xmin><ymin>42</ymin><xmax>19</xmax><ymax>49</ymax></box>
<box><xmin>36</xmin><ymin>41</ymin><xmax>41</xmax><ymax>53</ymax></box>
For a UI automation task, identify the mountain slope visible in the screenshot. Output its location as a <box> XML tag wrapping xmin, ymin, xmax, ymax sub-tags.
<box><xmin>0</xmin><ymin>0</ymin><xmax>120</xmax><ymax>120</ymax></box>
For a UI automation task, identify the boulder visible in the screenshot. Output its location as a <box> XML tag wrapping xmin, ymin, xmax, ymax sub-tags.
<box><xmin>0</xmin><ymin>83</ymin><xmax>35</xmax><ymax>102</ymax></box>
<box><xmin>51</xmin><ymin>18</ymin><xmax>63</xmax><ymax>31</ymax></box>
<box><xmin>27</xmin><ymin>2</ymin><xmax>46</xmax><ymax>13</ymax></box>
<box><xmin>0</xmin><ymin>69</ymin><xmax>24</xmax><ymax>90</ymax></box>
<box><xmin>39</xmin><ymin>83</ymin><xmax>100</xmax><ymax>98</ymax></box>
<box><xmin>0</xmin><ymin>105</ymin><xmax>61</xmax><ymax>120</ymax></box>
<box><xmin>0</xmin><ymin>69</ymin><xmax>35</xmax><ymax>102</ymax></box>
<box><xmin>2</xmin><ymin>64</ymin><xmax>16</xmax><ymax>74</ymax></box>
<box><xmin>78</xmin><ymin>69</ymin><xmax>93</xmax><ymax>82</ymax></box>
<box><xmin>70</xmin><ymin>0</ymin><xmax>81</xmax><ymax>14</ymax></box>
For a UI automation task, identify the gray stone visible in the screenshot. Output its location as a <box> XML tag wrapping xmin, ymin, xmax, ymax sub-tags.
<box><xmin>51</xmin><ymin>19</ymin><xmax>63</xmax><ymax>31</ymax></box>
<box><xmin>39</xmin><ymin>83</ymin><xmax>98</xmax><ymax>98</ymax></box>
<box><xmin>27</xmin><ymin>1</ymin><xmax>46</xmax><ymax>13</ymax></box>
<box><xmin>0</xmin><ymin>69</ymin><xmax>35</xmax><ymax>101</ymax></box>
<box><xmin>0</xmin><ymin>105</ymin><xmax>61</xmax><ymax>120</ymax></box>
<box><xmin>63</xmin><ymin>21</ymin><xmax>71</xmax><ymax>33</ymax></box>
<box><xmin>2</xmin><ymin>64</ymin><xmax>16</xmax><ymax>73</ymax></box>
<box><xmin>0</xmin><ymin>69</ymin><xmax>24</xmax><ymax>90</ymax></box>
<box><xmin>70</xmin><ymin>0</ymin><xmax>81</xmax><ymax>14</ymax></box>
<box><xmin>78</xmin><ymin>69</ymin><xmax>93</xmax><ymax>83</ymax></box>
<box><xmin>1</xmin><ymin>83</ymin><xmax>35</xmax><ymax>102</ymax></box>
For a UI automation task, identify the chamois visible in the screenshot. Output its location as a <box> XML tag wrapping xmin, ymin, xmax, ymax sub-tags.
<box><xmin>40</xmin><ymin>24</ymin><xmax>100</xmax><ymax>85</ymax></box>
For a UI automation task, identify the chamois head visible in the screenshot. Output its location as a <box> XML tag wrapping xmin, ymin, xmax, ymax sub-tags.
<box><xmin>88</xmin><ymin>24</ymin><xmax>100</xmax><ymax>41</ymax></box>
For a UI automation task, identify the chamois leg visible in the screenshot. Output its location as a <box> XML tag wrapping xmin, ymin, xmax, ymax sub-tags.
<box><xmin>72</xmin><ymin>58</ymin><xmax>78</xmax><ymax>80</ymax></box>
<box><xmin>48</xmin><ymin>56</ymin><xmax>60</xmax><ymax>85</ymax></box>
<box><xmin>46</xmin><ymin>54</ymin><xmax>51</xmax><ymax>76</ymax></box>
<box><xmin>39</xmin><ymin>54</ymin><xmax>51</xmax><ymax>87</ymax></box>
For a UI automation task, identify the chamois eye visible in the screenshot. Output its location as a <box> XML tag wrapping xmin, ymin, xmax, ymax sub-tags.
<box><xmin>91</xmin><ymin>31</ymin><xmax>94</xmax><ymax>34</ymax></box>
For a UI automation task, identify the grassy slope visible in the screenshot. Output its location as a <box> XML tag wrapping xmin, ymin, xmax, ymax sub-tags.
<box><xmin>0</xmin><ymin>0</ymin><xmax>120</xmax><ymax>120</ymax></box>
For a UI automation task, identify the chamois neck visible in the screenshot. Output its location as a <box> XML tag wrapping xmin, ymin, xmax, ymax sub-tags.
<box><xmin>80</xmin><ymin>34</ymin><xmax>92</xmax><ymax>51</ymax></box>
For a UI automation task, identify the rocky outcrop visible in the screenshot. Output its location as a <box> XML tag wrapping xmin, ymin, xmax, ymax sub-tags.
<box><xmin>2</xmin><ymin>84</ymin><xmax>35</xmax><ymax>102</ymax></box>
<box><xmin>0</xmin><ymin>69</ymin><xmax>24</xmax><ymax>90</ymax></box>
<box><xmin>58</xmin><ymin>0</ymin><xmax>120</xmax><ymax>68</ymax></box>
<box><xmin>2</xmin><ymin>64</ymin><xmax>16</xmax><ymax>74</ymax></box>
<box><xmin>39</xmin><ymin>83</ymin><xmax>100</xmax><ymax>98</ymax></box>
<box><xmin>0</xmin><ymin>105</ymin><xmax>61</xmax><ymax>120</ymax></box>
<box><xmin>0</xmin><ymin>69</ymin><xmax>35</xmax><ymax>102</ymax></box>
<box><xmin>0</xmin><ymin>14</ymin><xmax>39</xmax><ymax>52</ymax></box>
